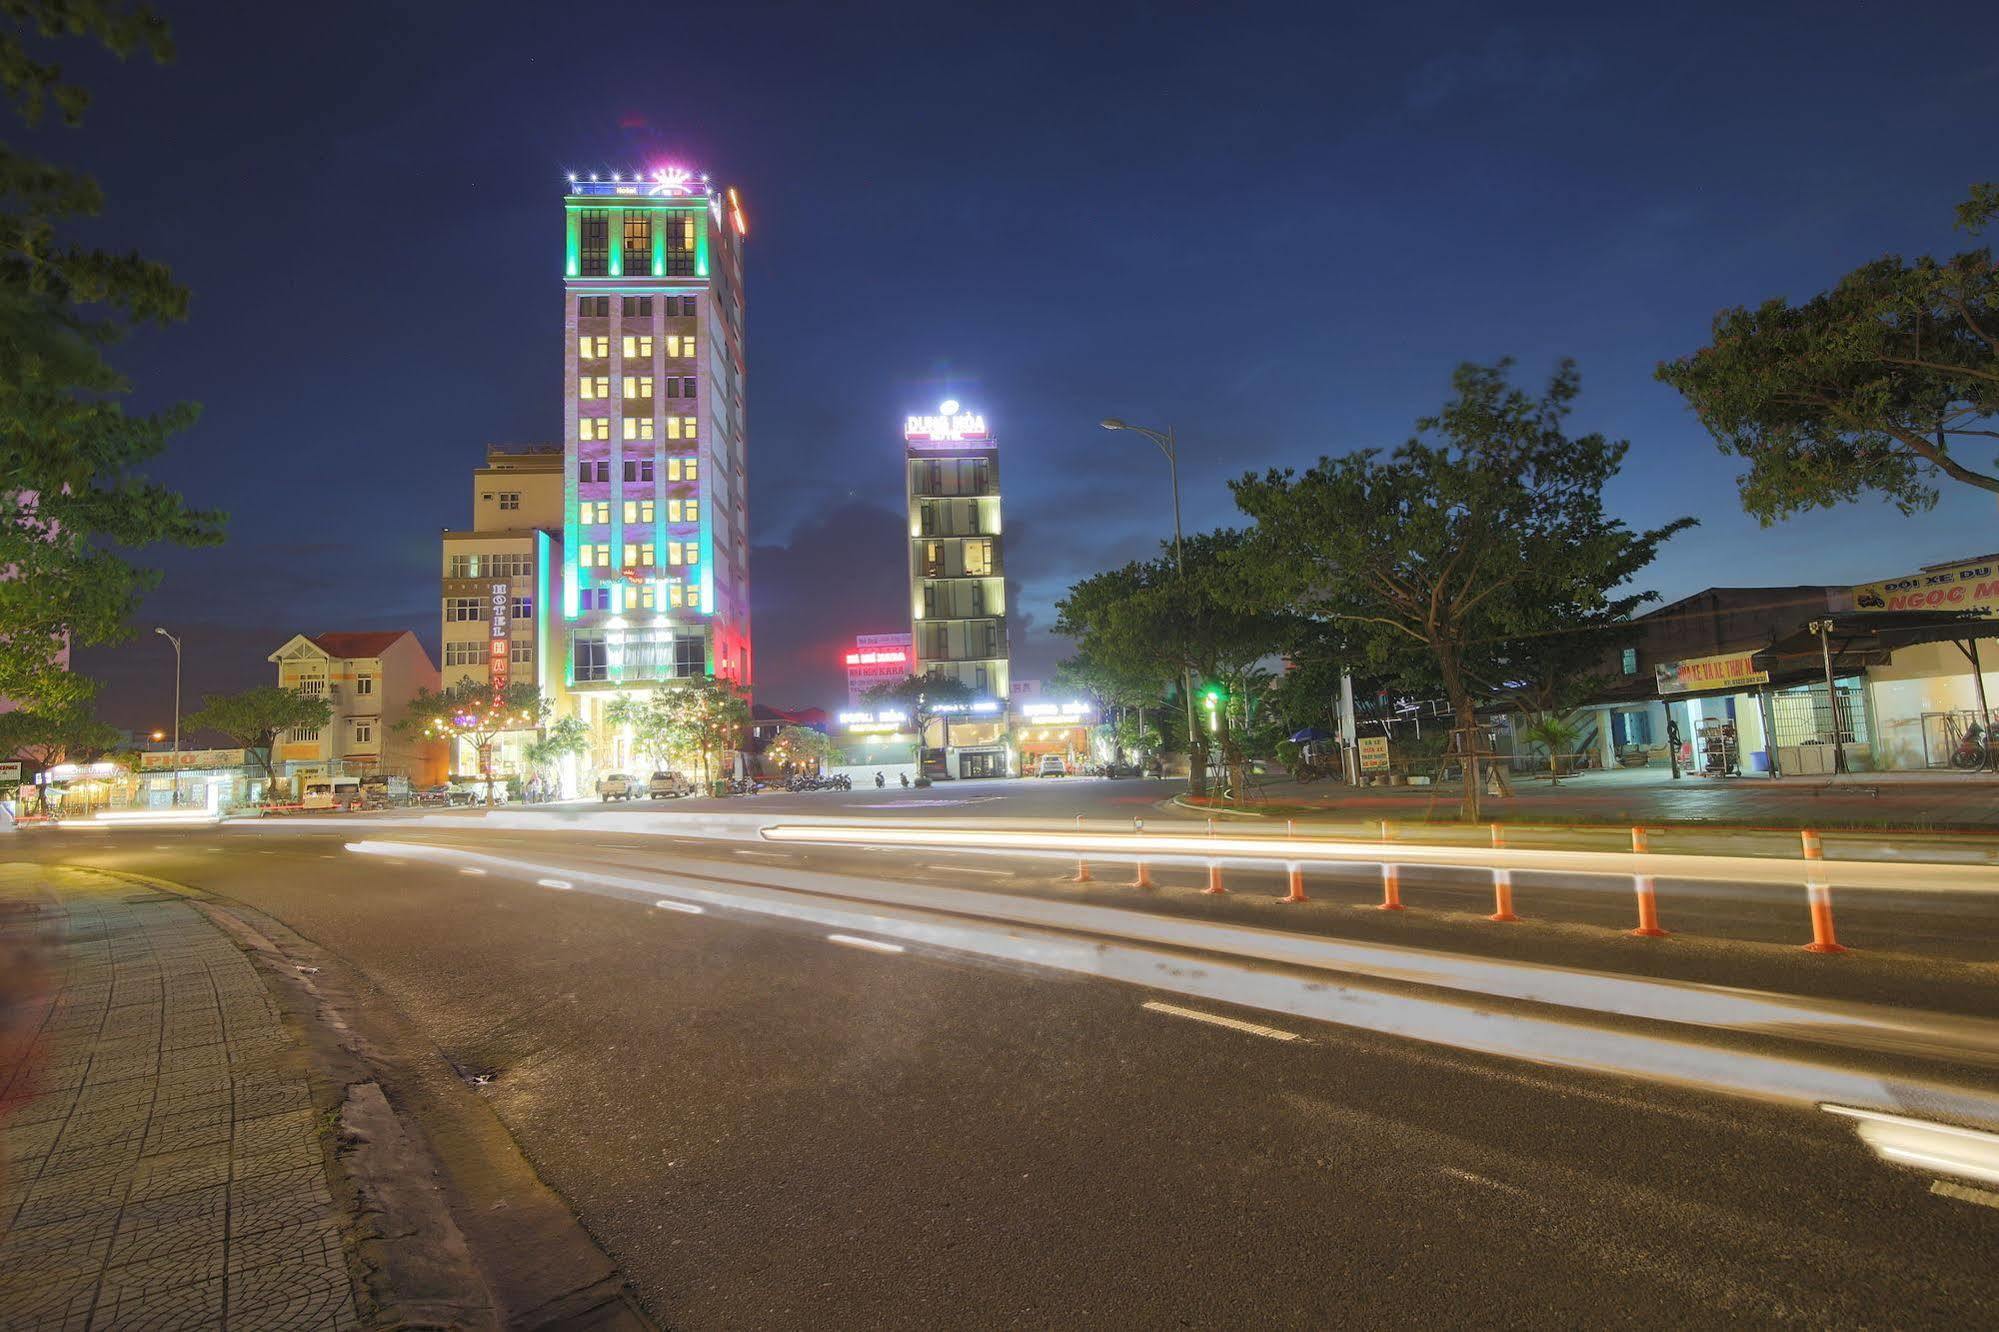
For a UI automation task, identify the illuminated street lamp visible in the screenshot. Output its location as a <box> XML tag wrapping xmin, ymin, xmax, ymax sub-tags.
<box><xmin>1099</xmin><ymin>418</ymin><xmax>1200</xmax><ymax>787</ymax></box>
<box><xmin>154</xmin><ymin>628</ymin><xmax>182</xmax><ymax>804</ymax></box>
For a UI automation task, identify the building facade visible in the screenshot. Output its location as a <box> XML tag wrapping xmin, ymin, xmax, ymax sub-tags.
<box><xmin>845</xmin><ymin>632</ymin><xmax>912</xmax><ymax>706</ymax></box>
<box><xmin>561</xmin><ymin>168</ymin><xmax>752</xmax><ymax>755</ymax></box>
<box><xmin>905</xmin><ymin>402</ymin><xmax>1007</xmax><ymax>698</ymax></box>
<box><xmin>439</xmin><ymin>445</ymin><xmax>564</xmax><ymax>782</ymax></box>
<box><xmin>266</xmin><ymin>631</ymin><xmax>442</xmax><ymax>788</ymax></box>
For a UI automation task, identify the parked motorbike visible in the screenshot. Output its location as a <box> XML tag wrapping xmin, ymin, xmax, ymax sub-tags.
<box><xmin>1950</xmin><ymin>722</ymin><xmax>1999</xmax><ymax>770</ymax></box>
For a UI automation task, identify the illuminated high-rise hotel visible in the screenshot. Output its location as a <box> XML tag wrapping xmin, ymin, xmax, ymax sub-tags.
<box><xmin>905</xmin><ymin>402</ymin><xmax>1008</xmax><ymax>699</ymax></box>
<box><xmin>560</xmin><ymin>167</ymin><xmax>751</xmax><ymax>720</ymax></box>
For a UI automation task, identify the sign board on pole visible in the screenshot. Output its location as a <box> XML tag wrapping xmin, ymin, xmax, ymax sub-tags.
<box><xmin>0</xmin><ymin>761</ymin><xmax>20</xmax><ymax>783</ymax></box>
<box><xmin>1655</xmin><ymin>652</ymin><xmax>1769</xmax><ymax>697</ymax></box>
<box><xmin>1357</xmin><ymin>736</ymin><xmax>1390</xmax><ymax>772</ymax></box>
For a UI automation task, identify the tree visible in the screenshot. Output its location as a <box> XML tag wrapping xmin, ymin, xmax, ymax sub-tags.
<box><xmin>764</xmin><ymin>724</ymin><xmax>834</xmax><ymax>775</ymax></box>
<box><xmin>1053</xmin><ymin>650</ymin><xmax>1172</xmax><ymax>765</ymax></box>
<box><xmin>0</xmin><ymin>702</ymin><xmax>119</xmax><ymax>811</ymax></box>
<box><xmin>862</xmin><ymin>671</ymin><xmax>974</xmax><ymax>774</ymax></box>
<box><xmin>183</xmin><ymin>686</ymin><xmax>333</xmax><ymax>785</ymax></box>
<box><xmin>651</xmin><ymin>676</ymin><xmax>750</xmax><ymax>790</ymax></box>
<box><xmin>1056</xmin><ymin>530</ymin><xmax>1293</xmax><ymax>802</ymax></box>
<box><xmin>522</xmin><ymin>715</ymin><xmax>589</xmax><ymax>795</ymax></box>
<box><xmin>1658</xmin><ymin>184</ymin><xmax>1999</xmax><ymax>522</ymax></box>
<box><xmin>0</xmin><ymin>3</ymin><xmax>224</xmax><ymax>713</ymax></box>
<box><xmin>1520</xmin><ymin>713</ymin><xmax>1579</xmax><ymax>784</ymax></box>
<box><xmin>396</xmin><ymin>681</ymin><xmax>545</xmax><ymax>806</ymax></box>
<box><xmin>1232</xmin><ymin>360</ymin><xmax>1693</xmax><ymax>821</ymax></box>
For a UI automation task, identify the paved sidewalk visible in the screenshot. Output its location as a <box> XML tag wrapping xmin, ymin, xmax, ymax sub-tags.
<box><xmin>0</xmin><ymin>864</ymin><xmax>357</xmax><ymax>1330</ymax></box>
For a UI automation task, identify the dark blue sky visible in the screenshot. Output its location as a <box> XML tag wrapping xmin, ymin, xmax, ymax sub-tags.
<box><xmin>60</xmin><ymin>0</ymin><xmax>1998</xmax><ymax>728</ymax></box>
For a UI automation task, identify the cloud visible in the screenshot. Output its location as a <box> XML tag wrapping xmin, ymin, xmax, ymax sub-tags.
<box><xmin>748</xmin><ymin>499</ymin><xmax>911</xmax><ymax>710</ymax></box>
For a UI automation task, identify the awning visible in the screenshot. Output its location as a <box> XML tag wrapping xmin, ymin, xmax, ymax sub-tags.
<box><xmin>1762</xmin><ymin>610</ymin><xmax>1999</xmax><ymax>681</ymax></box>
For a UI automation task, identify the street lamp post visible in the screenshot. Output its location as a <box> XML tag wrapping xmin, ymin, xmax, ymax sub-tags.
<box><xmin>1807</xmin><ymin>618</ymin><xmax>1846</xmax><ymax>775</ymax></box>
<box><xmin>1099</xmin><ymin>418</ymin><xmax>1203</xmax><ymax>794</ymax></box>
<box><xmin>154</xmin><ymin>627</ymin><xmax>183</xmax><ymax>805</ymax></box>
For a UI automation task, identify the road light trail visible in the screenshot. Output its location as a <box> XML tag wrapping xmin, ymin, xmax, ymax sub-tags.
<box><xmin>341</xmin><ymin>837</ymin><xmax>1999</xmax><ymax>1129</ymax></box>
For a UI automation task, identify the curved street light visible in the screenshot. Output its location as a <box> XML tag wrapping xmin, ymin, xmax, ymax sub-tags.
<box><xmin>1098</xmin><ymin>418</ymin><xmax>1199</xmax><ymax>789</ymax></box>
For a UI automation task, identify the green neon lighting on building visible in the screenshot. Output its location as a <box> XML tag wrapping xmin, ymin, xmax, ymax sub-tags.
<box><xmin>565</xmin><ymin>211</ymin><xmax>579</xmax><ymax>278</ymax></box>
<box><xmin>695</xmin><ymin>214</ymin><xmax>709</xmax><ymax>279</ymax></box>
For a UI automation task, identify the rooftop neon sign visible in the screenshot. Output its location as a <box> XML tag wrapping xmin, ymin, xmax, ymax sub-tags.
<box><xmin>567</xmin><ymin>167</ymin><xmax>711</xmax><ymax>199</ymax></box>
<box><xmin>904</xmin><ymin>399</ymin><xmax>989</xmax><ymax>444</ymax></box>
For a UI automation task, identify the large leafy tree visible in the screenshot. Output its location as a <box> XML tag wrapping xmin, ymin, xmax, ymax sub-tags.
<box><xmin>0</xmin><ymin>701</ymin><xmax>118</xmax><ymax>811</ymax></box>
<box><xmin>0</xmin><ymin>2</ymin><xmax>224</xmax><ymax>712</ymax></box>
<box><xmin>396</xmin><ymin>681</ymin><xmax>544</xmax><ymax>805</ymax></box>
<box><xmin>183</xmin><ymin>686</ymin><xmax>333</xmax><ymax>784</ymax></box>
<box><xmin>652</xmin><ymin>675</ymin><xmax>750</xmax><ymax>790</ymax></box>
<box><xmin>522</xmin><ymin>714</ymin><xmax>589</xmax><ymax>792</ymax></box>
<box><xmin>1658</xmin><ymin>184</ymin><xmax>1999</xmax><ymax>521</ymax></box>
<box><xmin>862</xmin><ymin>671</ymin><xmax>974</xmax><ymax>771</ymax></box>
<box><xmin>1232</xmin><ymin>360</ymin><xmax>1692</xmax><ymax>821</ymax></box>
<box><xmin>1055</xmin><ymin>530</ymin><xmax>1292</xmax><ymax>800</ymax></box>
<box><xmin>764</xmin><ymin>724</ymin><xmax>834</xmax><ymax>775</ymax></box>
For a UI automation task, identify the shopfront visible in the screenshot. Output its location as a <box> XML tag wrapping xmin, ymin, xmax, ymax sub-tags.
<box><xmin>1013</xmin><ymin>700</ymin><xmax>1098</xmax><ymax>775</ymax></box>
<box><xmin>1655</xmin><ymin>651</ymin><xmax>1778</xmax><ymax>776</ymax></box>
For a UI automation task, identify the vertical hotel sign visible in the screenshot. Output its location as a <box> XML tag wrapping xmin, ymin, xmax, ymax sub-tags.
<box><xmin>488</xmin><ymin>582</ymin><xmax>510</xmax><ymax>705</ymax></box>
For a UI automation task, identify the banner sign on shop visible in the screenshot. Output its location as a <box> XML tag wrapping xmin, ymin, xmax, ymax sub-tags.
<box><xmin>1852</xmin><ymin>557</ymin><xmax>1999</xmax><ymax>618</ymax></box>
<box><xmin>1655</xmin><ymin>652</ymin><xmax>1769</xmax><ymax>697</ymax></box>
<box><xmin>1357</xmin><ymin>736</ymin><xmax>1390</xmax><ymax>772</ymax></box>
<box><xmin>489</xmin><ymin>581</ymin><xmax>511</xmax><ymax>704</ymax></box>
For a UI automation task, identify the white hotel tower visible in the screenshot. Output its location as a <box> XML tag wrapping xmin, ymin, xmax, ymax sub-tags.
<box><xmin>559</xmin><ymin>167</ymin><xmax>752</xmax><ymax>728</ymax></box>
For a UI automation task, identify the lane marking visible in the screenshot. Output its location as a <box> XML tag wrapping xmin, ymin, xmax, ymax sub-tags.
<box><xmin>1439</xmin><ymin>1167</ymin><xmax>1531</xmax><ymax>1197</ymax></box>
<box><xmin>1823</xmin><ymin>1104</ymin><xmax>1999</xmax><ymax>1187</ymax></box>
<box><xmin>654</xmin><ymin>899</ymin><xmax>704</xmax><ymax>914</ymax></box>
<box><xmin>922</xmin><ymin>863</ymin><xmax>1013</xmax><ymax>877</ymax></box>
<box><xmin>1143</xmin><ymin>1000</ymin><xmax>1302</xmax><ymax>1043</ymax></box>
<box><xmin>734</xmin><ymin>849</ymin><xmax>794</xmax><ymax>859</ymax></box>
<box><xmin>459</xmin><ymin>867</ymin><xmax>487</xmax><ymax>876</ymax></box>
<box><xmin>1931</xmin><ymin>1180</ymin><xmax>1999</xmax><ymax>1210</ymax></box>
<box><xmin>537</xmin><ymin>878</ymin><xmax>573</xmax><ymax>890</ymax></box>
<box><xmin>827</xmin><ymin>933</ymin><xmax>904</xmax><ymax>954</ymax></box>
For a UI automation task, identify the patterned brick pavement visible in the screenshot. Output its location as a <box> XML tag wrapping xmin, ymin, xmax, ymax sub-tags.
<box><xmin>0</xmin><ymin>865</ymin><xmax>358</xmax><ymax>1330</ymax></box>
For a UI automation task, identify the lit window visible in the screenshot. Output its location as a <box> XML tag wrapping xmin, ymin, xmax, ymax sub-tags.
<box><xmin>623</xmin><ymin>417</ymin><xmax>654</xmax><ymax>441</ymax></box>
<box><xmin>579</xmin><ymin>417</ymin><xmax>609</xmax><ymax>441</ymax></box>
<box><xmin>669</xmin><ymin>583</ymin><xmax>684</xmax><ymax>608</ymax></box>
<box><xmin>666</xmin><ymin>416</ymin><xmax>697</xmax><ymax>440</ymax></box>
<box><xmin>624</xmin><ymin>376</ymin><xmax>653</xmax><ymax>400</ymax></box>
<box><xmin>623</xmin><ymin>500</ymin><xmax>655</xmax><ymax>523</ymax></box>
<box><xmin>578</xmin><ymin>335</ymin><xmax>609</xmax><ymax>359</ymax></box>
<box><xmin>623</xmin><ymin>334</ymin><xmax>653</xmax><ymax>358</ymax></box>
<box><xmin>579</xmin><ymin>375</ymin><xmax>609</xmax><ymax>399</ymax></box>
<box><xmin>638</xmin><ymin>584</ymin><xmax>656</xmax><ymax>609</ymax></box>
<box><xmin>666</xmin><ymin>334</ymin><xmax>695</xmax><ymax>357</ymax></box>
<box><xmin>622</xmin><ymin>541</ymin><xmax>655</xmax><ymax>567</ymax></box>
<box><xmin>965</xmin><ymin>539</ymin><xmax>993</xmax><ymax>576</ymax></box>
<box><xmin>687</xmin><ymin>586</ymin><xmax>702</xmax><ymax>611</ymax></box>
<box><xmin>581</xmin><ymin>500</ymin><xmax>610</xmax><ymax>524</ymax></box>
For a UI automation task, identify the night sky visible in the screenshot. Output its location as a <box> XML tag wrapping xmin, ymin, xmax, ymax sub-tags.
<box><xmin>52</xmin><ymin>1</ymin><xmax>1998</xmax><ymax>732</ymax></box>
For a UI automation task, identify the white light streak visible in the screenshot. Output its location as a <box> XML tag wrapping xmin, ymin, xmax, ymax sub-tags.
<box><xmin>827</xmin><ymin>933</ymin><xmax>904</xmax><ymax>954</ymax></box>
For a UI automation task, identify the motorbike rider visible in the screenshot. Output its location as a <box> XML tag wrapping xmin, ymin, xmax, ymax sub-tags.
<box><xmin>876</xmin><ymin>771</ymin><xmax>886</xmax><ymax>789</ymax></box>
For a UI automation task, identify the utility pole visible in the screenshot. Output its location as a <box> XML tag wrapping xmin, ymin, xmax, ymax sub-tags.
<box><xmin>1808</xmin><ymin>618</ymin><xmax>1846</xmax><ymax>775</ymax></box>
<box><xmin>154</xmin><ymin>628</ymin><xmax>183</xmax><ymax>805</ymax></box>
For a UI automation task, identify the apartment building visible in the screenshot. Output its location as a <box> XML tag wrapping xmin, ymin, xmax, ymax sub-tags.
<box><xmin>905</xmin><ymin>402</ymin><xmax>1008</xmax><ymax>698</ymax></box>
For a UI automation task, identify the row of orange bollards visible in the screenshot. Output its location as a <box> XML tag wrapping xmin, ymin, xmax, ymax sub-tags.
<box><xmin>1064</xmin><ymin>817</ymin><xmax>1846</xmax><ymax>954</ymax></box>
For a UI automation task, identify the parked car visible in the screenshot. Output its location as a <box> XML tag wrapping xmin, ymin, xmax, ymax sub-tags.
<box><xmin>418</xmin><ymin>782</ymin><xmax>478</xmax><ymax>806</ymax></box>
<box><xmin>1036</xmin><ymin>755</ymin><xmax>1068</xmax><ymax>778</ymax></box>
<box><xmin>301</xmin><ymin>776</ymin><xmax>363</xmax><ymax>810</ymax></box>
<box><xmin>597</xmin><ymin>772</ymin><xmax>639</xmax><ymax>802</ymax></box>
<box><xmin>647</xmin><ymin>770</ymin><xmax>694</xmax><ymax>799</ymax></box>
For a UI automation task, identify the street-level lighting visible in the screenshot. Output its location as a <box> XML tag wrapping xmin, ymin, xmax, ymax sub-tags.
<box><xmin>1099</xmin><ymin>417</ymin><xmax>1200</xmax><ymax>789</ymax></box>
<box><xmin>154</xmin><ymin>628</ymin><xmax>183</xmax><ymax>805</ymax></box>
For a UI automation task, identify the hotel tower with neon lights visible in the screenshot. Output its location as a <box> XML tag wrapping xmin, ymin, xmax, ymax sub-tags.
<box><xmin>560</xmin><ymin>167</ymin><xmax>751</xmax><ymax>736</ymax></box>
<box><xmin>905</xmin><ymin>402</ymin><xmax>1007</xmax><ymax>699</ymax></box>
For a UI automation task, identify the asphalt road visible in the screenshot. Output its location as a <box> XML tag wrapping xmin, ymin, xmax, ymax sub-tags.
<box><xmin>17</xmin><ymin>823</ymin><xmax>1999</xmax><ymax>1327</ymax></box>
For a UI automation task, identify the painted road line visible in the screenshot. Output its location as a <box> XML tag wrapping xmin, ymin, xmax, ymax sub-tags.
<box><xmin>459</xmin><ymin>867</ymin><xmax>487</xmax><ymax>876</ymax></box>
<box><xmin>1143</xmin><ymin>1000</ymin><xmax>1302</xmax><ymax>1043</ymax></box>
<box><xmin>1931</xmin><ymin>1180</ymin><xmax>1999</xmax><ymax>1210</ymax></box>
<box><xmin>827</xmin><ymin>933</ymin><xmax>905</xmax><ymax>955</ymax></box>
<box><xmin>537</xmin><ymin>878</ymin><xmax>574</xmax><ymax>891</ymax></box>
<box><xmin>654</xmin><ymin>899</ymin><xmax>705</xmax><ymax>914</ymax></box>
<box><xmin>1822</xmin><ymin>1104</ymin><xmax>1999</xmax><ymax>1187</ymax></box>
<box><xmin>1439</xmin><ymin>1167</ymin><xmax>1531</xmax><ymax>1197</ymax></box>
<box><xmin>922</xmin><ymin>863</ymin><xmax>1014</xmax><ymax>877</ymax></box>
